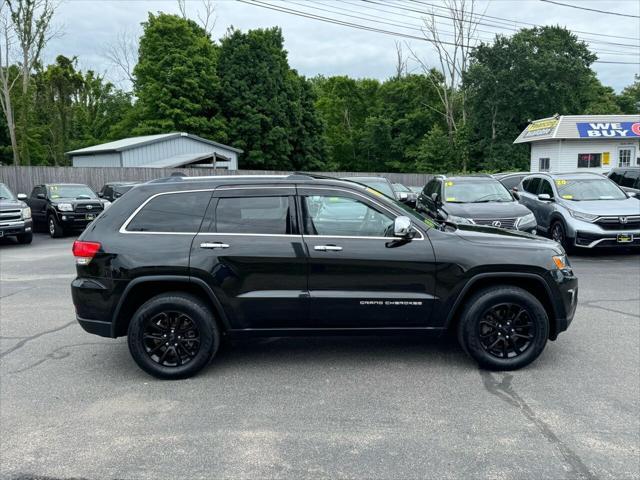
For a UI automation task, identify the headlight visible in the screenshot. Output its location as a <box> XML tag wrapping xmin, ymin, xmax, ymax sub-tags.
<box><xmin>568</xmin><ymin>209</ymin><xmax>598</xmax><ymax>222</ymax></box>
<box><xmin>21</xmin><ymin>207</ymin><xmax>31</xmax><ymax>219</ymax></box>
<box><xmin>516</xmin><ymin>212</ymin><xmax>536</xmax><ymax>228</ymax></box>
<box><xmin>447</xmin><ymin>214</ymin><xmax>475</xmax><ymax>225</ymax></box>
<box><xmin>552</xmin><ymin>255</ymin><xmax>568</xmax><ymax>269</ymax></box>
<box><xmin>56</xmin><ymin>203</ymin><xmax>74</xmax><ymax>212</ymax></box>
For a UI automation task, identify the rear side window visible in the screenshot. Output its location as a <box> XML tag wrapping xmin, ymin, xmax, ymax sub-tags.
<box><xmin>126</xmin><ymin>191</ymin><xmax>211</xmax><ymax>232</ymax></box>
<box><xmin>215</xmin><ymin>196</ymin><xmax>291</xmax><ymax>234</ymax></box>
<box><xmin>608</xmin><ymin>170</ymin><xmax>623</xmax><ymax>184</ymax></box>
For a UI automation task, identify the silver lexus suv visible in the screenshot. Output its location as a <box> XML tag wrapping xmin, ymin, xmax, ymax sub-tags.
<box><xmin>517</xmin><ymin>172</ymin><xmax>640</xmax><ymax>249</ymax></box>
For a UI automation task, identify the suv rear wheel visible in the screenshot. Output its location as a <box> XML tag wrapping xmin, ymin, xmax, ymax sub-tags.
<box><xmin>127</xmin><ymin>292</ymin><xmax>220</xmax><ymax>379</ymax></box>
<box><xmin>550</xmin><ymin>220</ymin><xmax>572</xmax><ymax>252</ymax></box>
<box><xmin>457</xmin><ymin>286</ymin><xmax>549</xmax><ymax>370</ymax></box>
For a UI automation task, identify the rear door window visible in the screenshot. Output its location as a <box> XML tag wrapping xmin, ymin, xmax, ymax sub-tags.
<box><xmin>126</xmin><ymin>191</ymin><xmax>211</xmax><ymax>232</ymax></box>
<box><xmin>621</xmin><ymin>170</ymin><xmax>639</xmax><ymax>188</ymax></box>
<box><xmin>523</xmin><ymin>177</ymin><xmax>541</xmax><ymax>194</ymax></box>
<box><xmin>215</xmin><ymin>196</ymin><xmax>292</xmax><ymax>234</ymax></box>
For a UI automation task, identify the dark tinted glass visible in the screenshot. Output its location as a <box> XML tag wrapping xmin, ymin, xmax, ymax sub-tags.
<box><xmin>523</xmin><ymin>177</ymin><xmax>541</xmax><ymax>194</ymax></box>
<box><xmin>621</xmin><ymin>170</ymin><xmax>639</xmax><ymax>188</ymax></box>
<box><xmin>216</xmin><ymin>196</ymin><xmax>290</xmax><ymax>234</ymax></box>
<box><xmin>499</xmin><ymin>175</ymin><xmax>523</xmax><ymax>190</ymax></box>
<box><xmin>127</xmin><ymin>191</ymin><xmax>210</xmax><ymax>232</ymax></box>
<box><xmin>539</xmin><ymin>180</ymin><xmax>554</xmax><ymax>197</ymax></box>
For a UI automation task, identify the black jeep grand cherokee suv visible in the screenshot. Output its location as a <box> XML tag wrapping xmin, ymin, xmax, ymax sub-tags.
<box><xmin>72</xmin><ymin>174</ymin><xmax>578</xmax><ymax>379</ymax></box>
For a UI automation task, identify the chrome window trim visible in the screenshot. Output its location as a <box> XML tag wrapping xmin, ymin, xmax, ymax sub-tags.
<box><xmin>120</xmin><ymin>184</ymin><xmax>427</xmax><ymax>240</ymax></box>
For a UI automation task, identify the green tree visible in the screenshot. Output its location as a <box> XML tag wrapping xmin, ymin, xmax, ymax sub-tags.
<box><xmin>465</xmin><ymin>26</ymin><xmax>603</xmax><ymax>171</ymax></box>
<box><xmin>132</xmin><ymin>13</ymin><xmax>225</xmax><ymax>138</ymax></box>
<box><xmin>617</xmin><ymin>76</ymin><xmax>640</xmax><ymax>114</ymax></box>
<box><xmin>217</xmin><ymin>27</ymin><xmax>326</xmax><ymax>170</ymax></box>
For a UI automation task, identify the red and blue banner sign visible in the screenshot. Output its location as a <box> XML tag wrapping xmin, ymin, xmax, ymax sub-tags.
<box><xmin>577</xmin><ymin>122</ymin><xmax>640</xmax><ymax>138</ymax></box>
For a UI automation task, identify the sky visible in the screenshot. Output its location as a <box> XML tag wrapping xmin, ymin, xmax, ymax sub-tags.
<box><xmin>45</xmin><ymin>0</ymin><xmax>640</xmax><ymax>92</ymax></box>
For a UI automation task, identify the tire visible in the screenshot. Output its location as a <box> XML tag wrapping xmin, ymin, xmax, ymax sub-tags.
<box><xmin>457</xmin><ymin>286</ymin><xmax>549</xmax><ymax>371</ymax></box>
<box><xmin>127</xmin><ymin>292</ymin><xmax>220</xmax><ymax>380</ymax></box>
<box><xmin>48</xmin><ymin>215</ymin><xmax>64</xmax><ymax>238</ymax></box>
<box><xmin>17</xmin><ymin>232</ymin><xmax>33</xmax><ymax>244</ymax></box>
<box><xmin>550</xmin><ymin>220</ymin><xmax>573</xmax><ymax>252</ymax></box>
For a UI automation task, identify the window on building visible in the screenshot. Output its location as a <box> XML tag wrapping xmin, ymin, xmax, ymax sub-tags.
<box><xmin>539</xmin><ymin>158</ymin><xmax>550</xmax><ymax>171</ymax></box>
<box><xmin>127</xmin><ymin>191</ymin><xmax>211</xmax><ymax>232</ymax></box>
<box><xmin>577</xmin><ymin>153</ymin><xmax>602</xmax><ymax>168</ymax></box>
<box><xmin>215</xmin><ymin>196</ymin><xmax>291</xmax><ymax>234</ymax></box>
<box><xmin>618</xmin><ymin>149</ymin><xmax>632</xmax><ymax>167</ymax></box>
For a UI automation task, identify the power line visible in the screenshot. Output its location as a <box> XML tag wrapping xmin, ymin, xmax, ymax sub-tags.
<box><xmin>238</xmin><ymin>0</ymin><xmax>640</xmax><ymax>65</ymax></box>
<box><xmin>362</xmin><ymin>0</ymin><xmax>640</xmax><ymax>49</ymax></box>
<box><xmin>408</xmin><ymin>0</ymin><xmax>640</xmax><ymax>41</ymax></box>
<box><xmin>344</xmin><ymin>0</ymin><xmax>640</xmax><ymax>57</ymax></box>
<box><xmin>539</xmin><ymin>0</ymin><xmax>640</xmax><ymax>19</ymax></box>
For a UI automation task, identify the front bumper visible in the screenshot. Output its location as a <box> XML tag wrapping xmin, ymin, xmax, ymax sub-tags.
<box><xmin>0</xmin><ymin>219</ymin><xmax>32</xmax><ymax>237</ymax></box>
<box><xmin>548</xmin><ymin>269</ymin><xmax>579</xmax><ymax>339</ymax></box>
<box><xmin>574</xmin><ymin>229</ymin><xmax>640</xmax><ymax>248</ymax></box>
<box><xmin>57</xmin><ymin>211</ymin><xmax>101</xmax><ymax>229</ymax></box>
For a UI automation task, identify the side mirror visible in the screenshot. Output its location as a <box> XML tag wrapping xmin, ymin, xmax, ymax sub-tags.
<box><xmin>537</xmin><ymin>193</ymin><xmax>553</xmax><ymax>202</ymax></box>
<box><xmin>17</xmin><ymin>193</ymin><xmax>27</xmax><ymax>200</ymax></box>
<box><xmin>114</xmin><ymin>192</ymin><xmax>122</xmax><ymax>198</ymax></box>
<box><xmin>394</xmin><ymin>216</ymin><xmax>414</xmax><ymax>238</ymax></box>
<box><xmin>431</xmin><ymin>192</ymin><xmax>441</xmax><ymax>205</ymax></box>
<box><xmin>98</xmin><ymin>192</ymin><xmax>103</xmax><ymax>198</ymax></box>
<box><xmin>37</xmin><ymin>193</ymin><xmax>45</xmax><ymax>199</ymax></box>
<box><xmin>511</xmin><ymin>188</ymin><xmax>520</xmax><ymax>200</ymax></box>
<box><xmin>628</xmin><ymin>192</ymin><xmax>637</xmax><ymax>198</ymax></box>
<box><xmin>397</xmin><ymin>192</ymin><xmax>408</xmax><ymax>201</ymax></box>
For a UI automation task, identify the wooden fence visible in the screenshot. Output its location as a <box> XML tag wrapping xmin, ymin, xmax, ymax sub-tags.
<box><xmin>0</xmin><ymin>166</ymin><xmax>433</xmax><ymax>194</ymax></box>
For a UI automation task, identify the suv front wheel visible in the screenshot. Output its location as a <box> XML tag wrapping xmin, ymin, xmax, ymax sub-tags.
<box><xmin>457</xmin><ymin>286</ymin><xmax>549</xmax><ymax>370</ymax></box>
<box><xmin>127</xmin><ymin>292</ymin><xmax>220</xmax><ymax>379</ymax></box>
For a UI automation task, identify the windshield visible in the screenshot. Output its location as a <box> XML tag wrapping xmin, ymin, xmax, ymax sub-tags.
<box><xmin>48</xmin><ymin>184</ymin><xmax>97</xmax><ymax>199</ymax></box>
<box><xmin>393</xmin><ymin>183</ymin><xmax>411</xmax><ymax>193</ymax></box>
<box><xmin>355</xmin><ymin>180</ymin><xmax>396</xmax><ymax>198</ymax></box>
<box><xmin>444</xmin><ymin>180</ymin><xmax>513</xmax><ymax>203</ymax></box>
<box><xmin>556</xmin><ymin>178</ymin><xmax>627</xmax><ymax>201</ymax></box>
<box><xmin>0</xmin><ymin>183</ymin><xmax>15</xmax><ymax>200</ymax></box>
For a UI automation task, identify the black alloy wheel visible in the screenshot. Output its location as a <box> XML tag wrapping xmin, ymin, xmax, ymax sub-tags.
<box><xmin>457</xmin><ymin>286</ymin><xmax>549</xmax><ymax>370</ymax></box>
<box><xmin>127</xmin><ymin>292</ymin><xmax>219</xmax><ymax>379</ymax></box>
<box><xmin>477</xmin><ymin>303</ymin><xmax>534</xmax><ymax>359</ymax></box>
<box><xmin>142</xmin><ymin>311</ymin><xmax>201</xmax><ymax>367</ymax></box>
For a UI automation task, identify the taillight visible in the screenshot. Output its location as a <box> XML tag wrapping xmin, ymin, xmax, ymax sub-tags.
<box><xmin>72</xmin><ymin>240</ymin><xmax>101</xmax><ymax>265</ymax></box>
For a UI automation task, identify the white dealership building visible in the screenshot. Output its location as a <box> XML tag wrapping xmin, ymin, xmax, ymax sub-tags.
<box><xmin>514</xmin><ymin>114</ymin><xmax>640</xmax><ymax>174</ymax></box>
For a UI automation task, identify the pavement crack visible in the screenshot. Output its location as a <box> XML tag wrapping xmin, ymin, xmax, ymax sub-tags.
<box><xmin>9</xmin><ymin>342</ymin><xmax>114</xmax><ymax>374</ymax></box>
<box><xmin>580</xmin><ymin>302</ymin><xmax>640</xmax><ymax>318</ymax></box>
<box><xmin>481</xmin><ymin>371</ymin><xmax>596</xmax><ymax>480</ymax></box>
<box><xmin>0</xmin><ymin>321</ymin><xmax>76</xmax><ymax>360</ymax></box>
<box><xmin>0</xmin><ymin>286</ymin><xmax>35</xmax><ymax>300</ymax></box>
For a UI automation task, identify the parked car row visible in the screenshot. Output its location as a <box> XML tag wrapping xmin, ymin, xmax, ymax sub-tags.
<box><xmin>0</xmin><ymin>181</ymin><xmax>141</xmax><ymax>242</ymax></box>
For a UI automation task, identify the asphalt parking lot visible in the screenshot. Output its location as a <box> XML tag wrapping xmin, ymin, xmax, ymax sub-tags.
<box><xmin>0</xmin><ymin>233</ymin><xmax>638</xmax><ymax>480</ymax></box>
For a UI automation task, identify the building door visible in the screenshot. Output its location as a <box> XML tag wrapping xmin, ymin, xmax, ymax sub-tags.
<box><xmin>617</xmin><ymin>147</ymin><xmax>635</xmax><ymax>167</ymax></box>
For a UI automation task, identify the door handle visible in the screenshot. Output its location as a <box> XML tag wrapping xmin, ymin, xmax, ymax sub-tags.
<box><xmin>314</xmin><ymin>245</ymin><xmax>343</xmax><ymax>252</ymax></box>
<box><xmin>200</xmin><ymin>242</ymin><xmax>230</xmax><ymax>249</ymax></box>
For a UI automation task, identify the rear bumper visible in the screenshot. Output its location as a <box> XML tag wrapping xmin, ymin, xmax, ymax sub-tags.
<box><xmin>0</xmin><ymin>219</ymin><xmax>32</xmax><ymax>237</ymax></box>
<box><xmin>77</xmin><ymin>316</ymin><xmax>112</xmax><ymax>337</ymax></box>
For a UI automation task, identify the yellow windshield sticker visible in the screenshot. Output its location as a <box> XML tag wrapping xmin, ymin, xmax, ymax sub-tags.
<box><xmin>328</xmin><ymin>197</ymin><xmax>340</xmax><ymax>202</ymax></box>
<box><xmin>555</xmin><ymin>179</ymin><xmax>567</xmax><ymax>185</ymax></box>
<box><xmin>446</xmin><ymin>197</ymin><xmax>456</xmax><ymax>202</ymax></box>
<box><xmin>562</xmin><ymin>194</ymin><xmax>573</xmax><ymax>199</ymax></box>
<box><xmin>445</xmin><ymin>181</ymin><xmax>454</xmax><ymax>187</ymax></box>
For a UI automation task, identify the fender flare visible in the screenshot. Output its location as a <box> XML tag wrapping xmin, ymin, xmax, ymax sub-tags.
<box><xmin>111</xmin><ymin>275</ymin><xmax>231</xmax><ymax>337</ymax></box>
<box><xmin>443</xmin><ymin>272</ymin><xmax>558</xmax><ymax>329</ymax></box>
